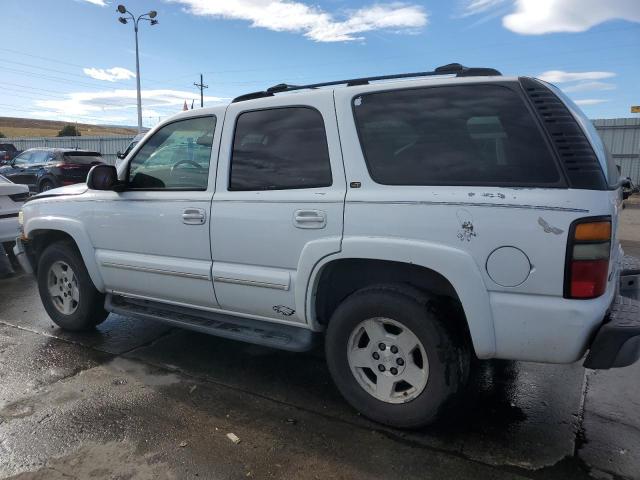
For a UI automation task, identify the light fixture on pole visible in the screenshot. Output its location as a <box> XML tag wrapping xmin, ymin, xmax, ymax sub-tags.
<box><xmin>116</xmin><ymin>5</ymin><xmax>159</xmax><ymax>133</ymax></box>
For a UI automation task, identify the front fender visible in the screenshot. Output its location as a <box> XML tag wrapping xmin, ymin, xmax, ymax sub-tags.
<box><xmin>25</xmin><ymin>215</ymin><xmax>104</xmax><ymax>291</ymax></box>
<box><xmin>306</xmin><ymin>236</ymin><xmax>496</xmax><ymax>359</ymax></box>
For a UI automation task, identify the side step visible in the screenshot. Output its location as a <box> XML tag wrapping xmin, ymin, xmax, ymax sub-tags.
<box><xmin>105</xmin><ymin>294</ymin><xmax>318</xmax><ymax>352</ymax></box>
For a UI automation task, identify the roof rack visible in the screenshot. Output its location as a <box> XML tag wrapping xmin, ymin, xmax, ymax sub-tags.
<box><xmin>232</xmin><ymin>63</ymin><xmax>501</xmax><ymax>103</ymax></box>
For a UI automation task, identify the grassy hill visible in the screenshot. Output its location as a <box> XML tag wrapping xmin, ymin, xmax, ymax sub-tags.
<box><xmin>0</xmin><ymin>117</ymin><xmax>138</xmax><ymax>138</ymax></box>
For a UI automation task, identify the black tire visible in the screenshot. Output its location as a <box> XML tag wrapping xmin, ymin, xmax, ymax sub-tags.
<box><xmin>37</xmin><ymin>241</ymin><xmax>108</xmax><ymax>331</ymax></box>
<box><xmin>39</xmin><ymin>180</ymin><xmax>55</xmax><ymax>192</ymax></box>
<box><xmin>325</xmin><ymin>284</ymin><xmax>470</xmax><ymax>429</ymax></box>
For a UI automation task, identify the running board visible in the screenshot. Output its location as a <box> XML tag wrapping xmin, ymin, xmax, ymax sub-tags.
<box><xmin>105</xmin><ymin>294</ymin><xmax>317</xmax><ymax>352</ymax></box>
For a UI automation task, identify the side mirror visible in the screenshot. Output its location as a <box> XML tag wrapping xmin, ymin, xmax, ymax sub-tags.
<box><xmin>116</xmin><ymin>151</ymin><xmax>125</xmax><ymax>159</ymax></box>
<box><xmin>87</xmin><ymin>164</ymin><xmax>119</xmax><ymax>190</ymax></box>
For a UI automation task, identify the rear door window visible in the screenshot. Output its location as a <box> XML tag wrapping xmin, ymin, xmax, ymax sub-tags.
<box><xmin>229</xmin><ymin>107</ymin><xmax>332</xmax><ymax>191</ymax></box>
<box><xmin>352</xmin><ymin>84</ymin><xmax>563</xmax><ymax>187</ymax></box>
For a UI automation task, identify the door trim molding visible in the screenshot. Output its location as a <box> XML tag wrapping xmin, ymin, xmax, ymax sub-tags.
<box><xmin>213</xmin><ymin>275</ymin><xmax>289</xmax><ymax>290</ymax></box>
<box><xmin>101</xmin><ymin>261</ymin><xmax>210</xmax><ymax>281</ymax></box>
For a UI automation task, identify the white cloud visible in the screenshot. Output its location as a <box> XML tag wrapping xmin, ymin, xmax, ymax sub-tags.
<box><xmin>537</xmin><ymin>70</ymin><xmax>616</xmax><ymax>83</ymax></box>
<box><xmin>574</xmin><ymin>99</ymin><xmax>608</xmax><ymax>106</ymax></box>
<box><xmin>504</xmin><ymin>0</ymin><xmax>640</xmax><ymax>34</ymax></box>
<box><xmin>462</xmin><ymin>0</ymin><xmax>640</xmax><ymax>34</ymax></box>
<box><xmin>169</xmin><ymin>0</ymin><xmax>428</xmax><ymax>42</ymax></box>
<box><xmin>33</xmin><ymin>89</ymin><xmax>227</xmax><ymax>118</ymax></box>
<box><xmin>462</xmin><ymin>0</ymin><xmax>508</xmax><ymax>16</ymax></box>
<box><xmin>84</xmin><ymin>67</ymin><xmax>136</xmax><ymax>82</ymax></box>
<box><xmin>562</xmin><ymin>81</ymin><xmax>616</xmax><ymax>93</ymax></box>
<box><xmin>78</xmin><ymin>0</ymin><xmax>108</xmax><ymax>6</ymax></box>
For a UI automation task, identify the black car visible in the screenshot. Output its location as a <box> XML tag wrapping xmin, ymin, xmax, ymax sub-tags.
<box><xmin>0</xmin><ymin>148</ymin><xmax>105</xmax><ymax>193</ymax></box>
<box><xmin>0</xmin><ymin>143</ymin><xmax>20</xmax><ymax>164</ymax></box>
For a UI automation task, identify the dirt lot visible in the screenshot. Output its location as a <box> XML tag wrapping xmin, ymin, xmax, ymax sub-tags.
<box><xmin>0</xmin><ymin>205</ymin><xmax>639</xmax><ymax>480</ymax></box>
<box><xmin>0</xmin><ymin>117</ymin><xmax>137</xmax><ymax>138</ymax></box>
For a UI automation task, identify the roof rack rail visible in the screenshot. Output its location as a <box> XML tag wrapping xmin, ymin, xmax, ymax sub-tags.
<box><xmin>232</xmin><ymin>63</ymin><xmax>501</xmax><ymax>103</ymax></box>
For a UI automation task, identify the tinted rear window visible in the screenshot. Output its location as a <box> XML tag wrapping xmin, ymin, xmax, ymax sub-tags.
<box><xmin>352</xmin><ymin>84</ymin><xmax>563</xmax><ymax>187</ymax></box>
<box><xmin>62</xmin><ymin>151</ymin><xmax>103</xmax><ymax>164</ymax></box>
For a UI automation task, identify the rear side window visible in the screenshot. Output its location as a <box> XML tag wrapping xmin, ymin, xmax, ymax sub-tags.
<box><xmin>230</xmin><ymin>107</ymin><xmax>332</xmax><ymax>191</ymax></box>
<box><xmin>352</xmin><ymin>84</ymin><xmax>563</xmax><ymax>186</ymax></box>
<box><xmin>62</xmin><ymin>152</ymin><xmax>103</xmax><ymax>164</ymax></box>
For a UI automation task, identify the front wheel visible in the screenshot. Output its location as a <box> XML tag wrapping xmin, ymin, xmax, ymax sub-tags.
<box><xmin>325</xmin><ymin>284</ymin><xmax>470</xmax><ymax>428</ymax></box>
<box><xmin>37</xmin><ymin>241</ymin><xmax>108</xmax><ymax>331</ymax></box>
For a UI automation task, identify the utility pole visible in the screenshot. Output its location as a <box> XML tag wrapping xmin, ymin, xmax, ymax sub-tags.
<box><xmin>194</xmin><ymin>74</ymin><xmax>208</xmax><ymax>108</ymax></box>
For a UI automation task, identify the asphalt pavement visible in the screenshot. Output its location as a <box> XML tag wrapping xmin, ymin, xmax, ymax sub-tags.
<box><xmin>0</xmin><ymin>206</ymin><xmax>639</xmax><ymax>480</ymax></box>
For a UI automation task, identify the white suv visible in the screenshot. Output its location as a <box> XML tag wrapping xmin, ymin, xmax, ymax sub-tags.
<box><xmin>13</xmin><ymin>64</ymin><xmax>640</xmax><ymax>428</ymax></box>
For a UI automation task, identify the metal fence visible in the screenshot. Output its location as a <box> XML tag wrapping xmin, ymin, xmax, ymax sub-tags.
<box><xmin>594</xmin><ymin>118</ymin><xmax>640</xmax><ymax>185</ymax></box>
<box><xmin>1</xmin><ymin>135</ymin><xmax>135</xmax><ymax>166</ymax></box>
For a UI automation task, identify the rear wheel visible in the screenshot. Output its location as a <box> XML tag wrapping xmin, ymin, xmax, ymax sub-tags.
<box><xmin>325</xmin><ymin>284</ymin><xmax>470</xmax><ymax>428</ymax></box>
<box><xmin>39</xmin><ymin>180</ymin><xmax>55</xmax><ymax>192</ymax></box>
<box><xmin>37</xmin><ymin>241</ymin><xmax>108</xmax><ymax>331</ymax></box>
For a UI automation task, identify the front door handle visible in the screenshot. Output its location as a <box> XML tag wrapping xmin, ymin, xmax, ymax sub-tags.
<box><xmin>182</xmin><ymin>208</ymin><xmax>206</xmax><ymax>225</ymax></box>
<box><xmin>294</xmin><ymin>209</ymin><xmax>326</xmax><ymax>229</ymax></box>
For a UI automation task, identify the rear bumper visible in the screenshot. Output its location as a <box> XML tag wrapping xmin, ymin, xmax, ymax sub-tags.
<box><xmin>584</xmin><ymin>295</ymin><xmax>640</xmax><ymax>369</ymax></box>
<box><xmin>584</xmin><ymin>256</ymin><xmax>640</xmax><ymax>369</ymax></box>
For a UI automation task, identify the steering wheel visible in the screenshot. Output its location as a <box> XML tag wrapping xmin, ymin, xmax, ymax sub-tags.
<box><xmin>171</xmin><ymin>160</ymin><xmax>201</xmax><ymax>172</ymax></box>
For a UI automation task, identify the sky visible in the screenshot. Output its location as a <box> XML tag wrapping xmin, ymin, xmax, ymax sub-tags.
<box><xmin>0</xmin><ymin>0</ymin><xmax>638</xmax><ymax>128</ymax></box>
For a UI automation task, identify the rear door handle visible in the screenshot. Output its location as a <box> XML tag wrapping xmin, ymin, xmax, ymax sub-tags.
<box><xmin>294</xmin><ymin>209</ymin><xmax>326</xmax><ymax>229</ymax></box>
<box><xmin>182</xmin><ymin>208</ymin><xmax>206</xmax><ymax>225</ymax></box>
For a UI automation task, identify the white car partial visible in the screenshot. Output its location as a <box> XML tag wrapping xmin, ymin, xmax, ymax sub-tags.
<box><xmin>0</xmin><ymin>174</ymin><xmax>29</xmax><ymax>244</ymax></box>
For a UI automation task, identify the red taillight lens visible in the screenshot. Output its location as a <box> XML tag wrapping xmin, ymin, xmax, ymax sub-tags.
<box><xmin>569</xmin><ymin>259</ymin><xmax>609</xmax><ymax>298</ymax></box>
<box><xmin>565</xmin><ymin>218</ymin><xmax>611</xmax><ymax>299</ymax></box>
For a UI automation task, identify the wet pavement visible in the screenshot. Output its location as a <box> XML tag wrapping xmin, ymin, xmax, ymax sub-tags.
<box><xmin>1</xmin><ymin>273</ymin><xmax>639</xmax><ymax>480</ymax></box>
<box><xmin>0</xmin><ymin>207</ymin><xmax>639</xmax><ymax>480</ymax></box>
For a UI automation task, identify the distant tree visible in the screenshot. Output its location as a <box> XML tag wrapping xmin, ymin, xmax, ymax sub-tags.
<box><xmin>57</xmin><ymin>124</ymin><xmax>81</xmax><ymax>137</ymax></box>
<box><xmin>0</xmin><ymin>131</ymin><xmax>6</xmax><ymax>138</ymax></box>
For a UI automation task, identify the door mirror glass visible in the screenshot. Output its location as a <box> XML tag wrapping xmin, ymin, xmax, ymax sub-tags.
<box><xmin>87</xmin><ymin>164</ymin><xmax>118</xmax><ymax>190</ymax></box>
<box><xmin>116</xmin><ymin>151</ymin><xmax>125</xmax><ymax>159</ymax></box>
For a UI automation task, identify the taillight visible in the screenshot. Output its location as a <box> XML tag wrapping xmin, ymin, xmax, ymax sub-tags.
<box><xmin>57</xmin><ymin>163</ymin><xmax>83</xmax><ymax>170</ymax></box>
<box><xmin>565</xmin><ymin>217</ymin><xmax>611</xmax><ymax>299</ymax></box>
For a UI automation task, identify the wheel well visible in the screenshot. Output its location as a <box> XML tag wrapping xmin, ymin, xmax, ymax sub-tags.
<box><xmin>28</xmin><ymin>230</ymin><xmax>78</xmax><ymax>272</ymax></box>
<box><xmin>314</xmin><ymin>258</ymin><xmax>464</xmax><ymax>325</ymax></box>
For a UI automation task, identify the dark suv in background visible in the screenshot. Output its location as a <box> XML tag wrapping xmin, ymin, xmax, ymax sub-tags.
<box><xmin>0</xmin><ymin>143</ymin><xmax>20</xmax><ymax>164</ymax></box>
<box><xmin>0</xmin><ymin>148</ymin><xmax>104</xmax><ymax>192</ymax></box>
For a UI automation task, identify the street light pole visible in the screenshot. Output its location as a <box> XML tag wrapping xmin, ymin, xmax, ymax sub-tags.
<box><xmin>117</xmin><ymin>5</ymin><xmax>158</xmax><ymax>133</ymax></box>
<box><xmin>134</xmin><ymin>22</ymin><xmax>142</xmax><ymax>132</ymax></box>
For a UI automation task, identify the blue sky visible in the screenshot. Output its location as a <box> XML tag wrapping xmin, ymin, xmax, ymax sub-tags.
<box><xmin>1</xmin><ymin>0</ymin><xmax>638</xmax><ymax>127</ymax></box>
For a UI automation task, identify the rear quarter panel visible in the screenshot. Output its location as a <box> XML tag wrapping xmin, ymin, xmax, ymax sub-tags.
<box><xmin>333</xmin><ymin>80</ymin><xmax>620</xmax><ymax>362</ymax></box>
